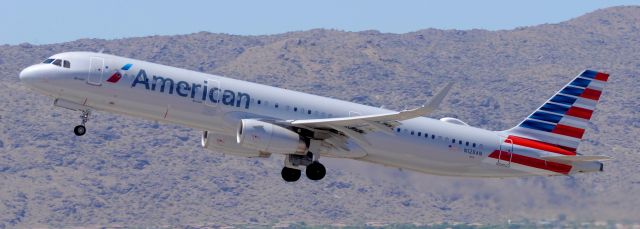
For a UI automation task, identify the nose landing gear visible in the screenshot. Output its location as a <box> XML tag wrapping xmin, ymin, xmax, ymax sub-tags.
<box><xmin>73</xmin><ymin>125</ymin><xmax>86</xmax><ymax>136</ymax></box>
<box><xmin>73</xmin><ymin>110</ymin><xmax>91</xmax><ymax>136</ymax></box>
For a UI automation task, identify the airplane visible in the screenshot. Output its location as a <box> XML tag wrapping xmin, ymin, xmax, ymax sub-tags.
<box><xmin>19</xmin><ymin>52</ymin><xmax>613</xmax><ymax>182</ymax></box>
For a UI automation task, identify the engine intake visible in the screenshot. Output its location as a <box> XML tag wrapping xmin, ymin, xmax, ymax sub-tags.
<box><xmin>237</xmin><ymin>119</ymin><xmax>308</xmax><ymax>154</ymax></box>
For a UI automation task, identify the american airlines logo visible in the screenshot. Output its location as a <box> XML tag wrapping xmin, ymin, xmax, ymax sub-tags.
<box><xmin>106</xmin><ymin>63</ymin><xmax>132</xmax><ymax>83</ymax></box>
<box><xmin>128</xmin><ymin>68</ymin><xmax>252</xmax><ymax>109</ymax></box>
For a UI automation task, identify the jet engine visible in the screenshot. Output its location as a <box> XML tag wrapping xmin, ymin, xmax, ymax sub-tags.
<box><xmin>236</xmin><ymin>119</ymin><xmax>308</xmax><ymax>155</ymax></box>
<box><xmin>201</xmin><ymin>131</ymin><xmax>269</xmax><ymax>158</ymax></box>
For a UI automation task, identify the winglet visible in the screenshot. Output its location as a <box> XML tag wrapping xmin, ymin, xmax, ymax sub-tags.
<box><xmin>405</xmin><ymin>82</ymin><xmax>454</xmax><ymax>117</ymax></box>
<box><xmin>425</xmin><ymin>82</ymin><xmax>454</xmax><ymax>113</ymax></box>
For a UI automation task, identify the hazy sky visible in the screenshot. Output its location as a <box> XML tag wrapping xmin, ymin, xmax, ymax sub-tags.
<box><xmin>1</xmin><ymin>0</ymin><xmax>637</xmax><ymax>45</ymax></box>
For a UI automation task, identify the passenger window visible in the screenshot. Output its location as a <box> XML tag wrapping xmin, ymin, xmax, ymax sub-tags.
<box><xmin>294</xmin><ymin>107</ymin><xmax>298</xmax><ymax>112</ymax></box>
<box><xmin>417</xmin><ymin>132</ymin><xmax>421</xmax><ymax>136</ymax></box>
<box><xmin>275</xmin><ymin>103</ymin><xmax>279</xmax><ymax>108</ymax></box>
<box><xmin>63</xmin><ymin>60</ymin><xmax>71</xmax><ymax>68</ymax></box>
<box><xmin>452</xmin><ymin>139</ymin><xmax>456</xmax><ymax>143</ymax></box>
<box><xmin>396</xmin><ymin>128</ymin><xmax>401</xmax><ymax>133</ymax></box>
<box><xmin>411</xmin><ymin>131</ymin><xmax>414</xmax><ymax>135</ymax></box>
<box><xmin>308</xmin><ymin>110</ymin><xmax>311</xmax><ymax>115</ymax></box>
<box><xmin>52</xmin><ymin>59</ymin><xmax>62</xmax><ymax>66</ymax></box>
<box><xmin>43</xmin><ymin>59</ymin><xmax>54</xmax><ymax>64</ymax></box>
<box><xmin>425</xmin><ymin>133</ymin><xmax>428</xmax><ymax>138</ymax></box>
<box><xmin>466</xmin><ymin>142</ymin><xmax>469</xmax><ymax>146</ymax></box>
<box><xmin>257</xmin><ymin>100</ymin><xmax>261</xmax><ymax>105</ymax></box>
<box><xmin>431</xmin><ymin>135</ymin><xmax>435</xmax><ymax>139</ymax></box>
<box><xmin>472</xmin><ymin>143</ymin><xmax>476</xmax><ymax>148</ymax></box>
<box><xmin>459</xmin><ymin>140</ymin><xmax>462</xmax><ymax>144</ymax></box>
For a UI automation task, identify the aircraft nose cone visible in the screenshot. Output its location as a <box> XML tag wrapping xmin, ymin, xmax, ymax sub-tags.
<box><xmin>19</xmin><ymin>65</ymin><xmax>36</xmax><ymax>82</ymax></box>
<box><xmin>20</xmin><ymin>64</ymin><xmax>49</xmax><ymax>83</ymax></box>
<box><xmin>19</xmin><ymin>65</ymin><xmax>48</xmax><ymax>91</ymax></box>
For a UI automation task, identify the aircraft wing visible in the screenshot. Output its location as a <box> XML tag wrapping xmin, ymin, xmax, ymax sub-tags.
<box><xmin>283</xmin><ymin>83</ymin><xmax>453</xmax><ymax>149</ymax></box>
<box><xmin>289</xmin><ymin>82</ymin><xmax>454</xmax><ymax>128</ymax></box>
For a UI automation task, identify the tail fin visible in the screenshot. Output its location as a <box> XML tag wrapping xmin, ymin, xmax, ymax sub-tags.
<box><xmin>505</xmin><ymin>70</ymin><xmax>609</xmax><ymax>154</ymax></box>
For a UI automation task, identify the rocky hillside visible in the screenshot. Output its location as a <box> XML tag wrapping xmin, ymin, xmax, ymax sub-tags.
<box><xmin>0</xmin><ymin>6</ymin><xmax>639</xmax><ymax>227</ymax></box>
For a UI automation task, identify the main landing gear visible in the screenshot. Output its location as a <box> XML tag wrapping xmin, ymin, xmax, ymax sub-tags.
<box><xmin>281</xmin><ymin>152</ymin><xmax>326</xmax><ymax>182</ymax></box>
<box><xmin>73</xmin><ymin>110</ymin><xmax>91</xmax><ymax>136</ymax></box>
<box><xmin>306</xmin><ymin>161</ymin><xmax>326</xmax><ymax>181</ymax></box>
<box><xmin>281</xmin><ymin>167</ymin><xmax>301</xmax><ymax>182</ymax></box>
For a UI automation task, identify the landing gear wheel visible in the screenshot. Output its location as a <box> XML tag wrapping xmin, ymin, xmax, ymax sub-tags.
<box><xmin>305</xmin><ymin>161</ymin><xmax>326</xmax><ymax>181</ymax></box>
<box><xmin>281</xmin><ymin>167</ymin><xmax>301</xmax><ymax>182</ymax></box>
<box><xmin>73</xmin><ymin>109</ymin><xmax>91</xmax><ymax>136</ymax></box>
<box><xmin>74</xmin><ymin>125</ymin><xmax>86</xmax><ymax>136</ymax></box>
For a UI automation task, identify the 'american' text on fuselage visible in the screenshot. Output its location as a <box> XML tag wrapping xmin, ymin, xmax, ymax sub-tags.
<box><xmin>130</xmin><ymin>69</ymin><xmax>251</xmax><ymax>109</ymax></box>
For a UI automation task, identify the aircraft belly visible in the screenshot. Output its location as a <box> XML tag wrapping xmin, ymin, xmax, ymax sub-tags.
<box><xmin>360</xmin><ymin>134</ymin><xmax>478</xmax><ymax>176</ymax></box>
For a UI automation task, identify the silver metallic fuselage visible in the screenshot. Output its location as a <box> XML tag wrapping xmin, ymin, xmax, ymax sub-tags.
<box><xmin>20</xmin><ymin>52</ymin><xmax>597</xmax><ymax>177</ymax></box>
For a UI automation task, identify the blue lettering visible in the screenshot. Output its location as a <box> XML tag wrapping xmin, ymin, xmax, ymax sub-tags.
<box><xmin>131</xmin><ymin>70</ymin><xmax>149</xmax><ymax>89</ymax></box>
<box><xmin>201</xmin><ymin>81</ymin><xmax>208</xmax><ymax>101</ymax></box>
<box><xmin>191</xmin><ymin>83</ymin><xmax>201</xmax><ymax>99</ymax></box>
<box><xmin>130</xmin><ymin>69</ymin><xmax>252</xmax><ymax>109</ymax></box>
<box><xmin>176</xmin><ymin>81</ymin><xmax>190</xmax><ymax>97</ymax></box>
<box><xmin>222</xmin><ymin>90</ymin><xmax>235</xmax><ymax>106</ymax></box>
<box><xmin>236</xmin><ymin>92</ymin><xmax>250</xmax><ymax>109</ymax></box>
<box><xmin>151</xmin><ymin>75</ymin><xmax>174</xmax><ymax>94</ymax></box>
<box><xmin>208</xmin><ymin>87</ymin><xmax>219</xmax><ymax>103</ymax></box>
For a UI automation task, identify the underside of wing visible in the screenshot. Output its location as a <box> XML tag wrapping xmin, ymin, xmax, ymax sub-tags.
<box><xmin>541</xmin><ymin>155</ymin><xmax>614</xmax><ymax>163</ymax></box>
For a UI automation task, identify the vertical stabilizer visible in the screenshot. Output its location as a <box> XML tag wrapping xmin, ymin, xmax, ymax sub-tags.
<box><xmin>505</xmin><ymin>70</ymin><xmax>609</xmax><ymax>154</ymax></box>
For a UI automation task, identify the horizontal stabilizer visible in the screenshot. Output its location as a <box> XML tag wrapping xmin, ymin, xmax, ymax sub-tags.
<box><xmin>541</xmin><ymin>155</ymin><xmax>614</xmax><ymax>163</ymax></box>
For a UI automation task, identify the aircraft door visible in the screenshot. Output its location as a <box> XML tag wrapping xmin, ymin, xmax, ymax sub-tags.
<box><xmin>497</xmin><ymin>137</ymin><xmax>513</xmax><ymax>167</ymax></box>
<box><xmin>87</xmin><ymin>57</ymin><xmax>104</xmax><ymax>86</ymax></box>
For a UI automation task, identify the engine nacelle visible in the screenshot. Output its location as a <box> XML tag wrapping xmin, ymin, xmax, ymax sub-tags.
<box><xmin>237</xmin><ymin>119</ymin><xmax>308</xmax><ymax>155</ymax></box>
<box><xmin>202</xmin><ymin>131</ymin><xmax>269</xmax><ymax>158</ymax></box>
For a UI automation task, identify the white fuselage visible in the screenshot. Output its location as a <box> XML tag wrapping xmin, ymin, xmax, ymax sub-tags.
<box><xmin>19</xmin><ymin>52</ymin><xmax>580</xmax><ymax>178</ymax></box>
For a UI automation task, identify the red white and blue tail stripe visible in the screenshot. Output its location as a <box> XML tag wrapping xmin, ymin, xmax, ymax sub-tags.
<box><xmin>507</xmin><ymin>70</ymin><xmax>609</xmax><ymax>154</ymax></box>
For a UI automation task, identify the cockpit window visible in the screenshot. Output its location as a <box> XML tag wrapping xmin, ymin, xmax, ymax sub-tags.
<box><xmin>43</xmin><ymin>58</ymin><xmax>71</xmax><ymax>68</ymax></box>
